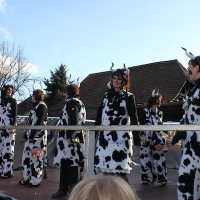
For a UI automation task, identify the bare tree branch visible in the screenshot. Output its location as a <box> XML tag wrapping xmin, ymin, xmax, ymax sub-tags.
<box><xmin>0</xmin><ymin>41</ymin><xmax>36</xmax><ymax>101</ymax></box>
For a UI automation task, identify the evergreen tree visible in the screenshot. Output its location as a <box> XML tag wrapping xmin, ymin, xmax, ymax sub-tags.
<box><xmin>43</xmin><ymin>64</ymin><xmax>71</xmax><ymax>102</ymax></box>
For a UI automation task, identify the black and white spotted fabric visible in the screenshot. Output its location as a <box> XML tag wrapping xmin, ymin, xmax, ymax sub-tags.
<box><xmin>139</xmin><ymin>108</ymin><xmax>167</xmax><ymax>184</ymax></box>
<box><xmin>0</xmin><ymin>96</ymin><xmax>17</xmax><ymax>178</ymax></box>
<box><xmin>177</xmin><ymin>78</ymin><xmax>200</xmax><ymax>200</ymax></box>
<box><xmin>94</xmin><ymin>89</ymin><xmax>140</xmax><ymax>174</ymax></box>
<box><xmin>53</xmin><ymin>97</ymin><xmax>86</xmax><ymax>173</ymax></box>
<box><xmin>21</xmin><ymin>101</ymin><xmax>48</xmax><ymax>185</ymax></box>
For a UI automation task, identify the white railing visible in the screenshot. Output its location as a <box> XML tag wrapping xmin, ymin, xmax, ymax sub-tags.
<box><xmin>0</xmin><ymin>124</ymin><xmax>199</xmax><ymax>131</ymax></box>
<box><xmin>1</xmin><ymin>124</ymin><xmax>199</xmax><ymax>178</ymax></box>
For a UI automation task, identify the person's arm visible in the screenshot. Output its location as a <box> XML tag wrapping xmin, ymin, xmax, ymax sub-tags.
<box><xmin>92</xmin><ymin>101</ymin><xmax>103</xmax><ymax>140</ymax></box>
<box><xmin>188</xmin><ymin>87</ymin><xmax>200</xmax><ymax>105</ymax></box>
<box><xmin>139</xmin><ymin>109</ymin><xmax>149</xmax><ymax>146</ymax></box>
<box><xmin>171</xmin><ymin>117</ymin><xmax>186</xmax><ymax>145</ymax></box>
<box><xmin>139</xmin><ymin>109</ymin><xmax>146</xmax><ymax>125</ymax></box>
<box><xmin>139</xmin><ymin>109</ymin><xmax>146</xmax><ymax>135</ymax></box>
<box><xmin>126</xmin><ymin>94</ymin><xmax>141</xmax><ymax>145</ymax></box>
<box><xmin>10</xmin><ymin>98</ymin><xmax>17</xmax><ymax>126</ymax></box>
<box><xmin>127</xmin><ymin>94</ymin><xmax>138</xmax><ymax>125</ymax></box>
<box><xmin>29</xmin><ymin>103</ymin><xmax>47</xmax><ymax>140</ymax></box>
<box><xmin>65</xmin><ymin>100</ymin><xmax>81</xmax><ymax>139</ymax></box>
<box><xmin>171</xmin><ymin>87</ymin><xmax>200</xmax><ymax>144</ymax></box>
<box><xmin>153</xmin><ymin>111</ymin><xmax>165</xmax><ymax>145</ymax></box>
<box><xmin>95</xmin><ymin>102</ymin><xmax>103</xmax><ymax>125</ymax></box>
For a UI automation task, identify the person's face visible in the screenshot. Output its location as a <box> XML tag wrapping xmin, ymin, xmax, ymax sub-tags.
<box><xmin>31</xmin><ymin>94</ymin><xmax>36</xmax><ymax>103</ymax></box>
<box><xmin>112</xmin><ymin>74</ymin><xmax>123</xmax><ymax>90</ymax></box>
<box><xmin>155</xmin><ymin>102</ymin><xmax>161</xmax><ymax>108</ymax></box>
<box><xmin>188</xmin><ymin>62</ymin><xmax>200</xmax><ymax>81</ymax></box>
<box><xmin>5</xmin><ymin>87</ymin><xmax>13</xmax><ymax>97</ymax></box>
<box><xmin>63</xmin><ymin>91</ymin><xmax>69</xmax><ymax>98</ymax></box>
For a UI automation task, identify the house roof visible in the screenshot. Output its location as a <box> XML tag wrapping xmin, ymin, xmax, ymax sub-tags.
<box><xmin>80</xmin><ymin>59</ymin><xmax>188</xmax><ymax>108</ymax></box>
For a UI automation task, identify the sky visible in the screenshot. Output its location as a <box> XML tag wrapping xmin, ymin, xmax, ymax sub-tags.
<box><xmin>1</xmin><ymin>0</ymin><xmax>200</xmax><ymax>84</ymax></box>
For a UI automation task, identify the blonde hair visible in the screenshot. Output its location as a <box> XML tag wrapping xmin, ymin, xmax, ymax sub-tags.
<box><xmin>68</xmin><ymin>175</ymin><xmax>139</xmax><ymax>200</ymax></box>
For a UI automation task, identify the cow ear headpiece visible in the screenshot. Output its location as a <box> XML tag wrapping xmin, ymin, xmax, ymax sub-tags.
<box><xmin>181</xmin><ymin>47</ymin><xmax>196</xmax><ymax>60</ymax></box>
<box><xmin>33</xmin><ymin>80</ymin><xmax>44</xmax><ymax>91</ymax></box>
<box><xmin>151</xmin><ymin>88</ymin><xmax>159</xmax><ymax>97</ymax></box>
<box><xmin>148</xmin><ymin>88</ymin><xmax>162</xmax><ymax>107</ymax></box>
<box><xmin>181</xmin><ymin>47</ymin><xmax>200</xmax><ymax>68</ymax></box>
<box><xmin>110</xmin><ymin>62</ymin><xmax>130</xmax><ymax>75</ymax></box>
<box><xmin>76</xmin><ymin>78</ymin><xmax>80</xmax><ymax>88</ymax></box>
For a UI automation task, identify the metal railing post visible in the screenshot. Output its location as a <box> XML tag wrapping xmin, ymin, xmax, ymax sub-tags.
<box><xmin>84</xmin><ymin>130</ymin><xmax>95</xmax><ymax>178</ymax></box>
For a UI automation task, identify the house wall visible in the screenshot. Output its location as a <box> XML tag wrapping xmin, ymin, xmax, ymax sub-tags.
<box><xmin>161</xmin><ymin>104</ymin><xmax>184</xmax><ymax>122</ymax></box>
<box><xmin>86</xmin><ymin>108</ymin><xmax>98</xmax><ymax>121</ymax></box>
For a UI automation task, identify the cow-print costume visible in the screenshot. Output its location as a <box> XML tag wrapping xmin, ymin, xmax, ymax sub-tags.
<box><xmin>139</xmin><ymin>108</ymin><xmax>167</xmax><ymax>184</ymax></box>
<box><xmin>0</xmin><ymin>95</ymin><xmax>17</xmax><ymax>178</ymax></box>
<box><xmin>53</xmin><ymin>96</ymin><xmax>86</xmax><ymax>194</ymax></box>
<box><xmin>94</xmin><ymin>89</ymin><xmax>140</xmax><ymax>175</ymax></box>
<box><xmin>21</xmin><ymin>101</ymin><xmax>48</xmax><ymax>186</ymax></box>
<box><xmin>176</xmin><ymin>78</ymin><xmax>200</xmax><ymax>200</ymax></box>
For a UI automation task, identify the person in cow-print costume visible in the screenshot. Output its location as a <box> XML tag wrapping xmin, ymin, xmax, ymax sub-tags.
<box><xmin>139</xmin><ymin>89</ymin><xmax>167</xmax><ymax>185</ymax></box>
<box><xmin>0</xmin><ymin>85</ymin><xmax>17</xmax><ymax>178</ymax></box>
<box><xmin>172</xmin><ymin>48</ymin><xmax>200</xmax><ymax>200</ymax></box>
<box><xmin>52</xmin><ymin>84</ymin><xmax>86</xmax><ymax>199</ymax></box>
<box><xmin>94</xmin><ymin>63</ymin><xmax>140</xmax><ymax>182</ymax></box>
<box><xmin>19</xmin><ymin>89</ymin><xmax>48</xmax><ymax>186</ymax></box>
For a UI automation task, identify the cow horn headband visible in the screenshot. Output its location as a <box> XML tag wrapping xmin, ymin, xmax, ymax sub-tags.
<box><xmin>152</xmin><ymin>88</ymin><xmax>159</xmax><ymax>97</ymax></box>
<box><xmin>76</xmin><ymin>78</ymin><xmax>80</xmax><ymax>87</ymax></box>
<box><xmin>110</xmin><ymin>62</ymin><xmax>130</xmax><ymax>75</ymax></box>
<box><xmin>181</xmin><ymin>47</ymin><xmax>196</xmax><ymax>60</ymax></box>
<box><xmin>33</xmin><ymin>80</ymin><xmax>44</xmax><ymax>91</ymax></box>
<box><xmin>66</xmin><ymin>76</ymin><xmax>80</xmax><ymax>88</ymax></box>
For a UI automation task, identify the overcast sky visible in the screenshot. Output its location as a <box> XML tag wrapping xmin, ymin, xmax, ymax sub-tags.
<box><xmin>0</xmin><ymin>0</ymin><xmax>200</xmax><ymax>83</ymax></box>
